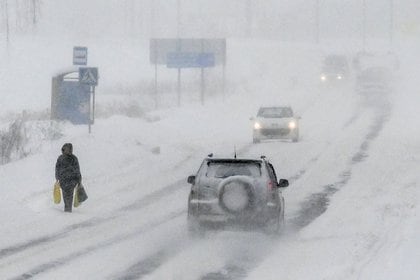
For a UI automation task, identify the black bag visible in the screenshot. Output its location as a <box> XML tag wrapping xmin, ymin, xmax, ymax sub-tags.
<box><xmin>76</xmin><ymin>183</ymin><xmax>88</xmax><ymax>204</ymax></box>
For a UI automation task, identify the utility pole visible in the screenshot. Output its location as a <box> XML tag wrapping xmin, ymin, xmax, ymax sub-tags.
<box><xmin>32</xmin><ymin>0</ymin><xmax>37</xmax><ymax>25</ymax></box>
<box><xmin>177</xmin><ymin>0</ymin><xmax>181</xmax><ymax>38</ymax></box>
<box><xmin>4</xmin><ymin>0</ymin><xmax>10</xmax><ymax>48</ymax></box>
<box><xmin>315</xmin><ymin>0</ymin><xmax>320</xmax><ymax>44</ymax></box>
<box><xmin>128</xmin><ymin>0</ymin><xmax>136</xmax><ymax>36</ymax></box>
<box><xmin>150</xmin><ymin>1</ymin><xmax>158</xmax><ymax>109</ymax></box>
<box><xmin>389</xmin><ymin>0</ymin><xmax>394</xmax><ymax>46</ymax></box>
<box><xmin>150</xmin><ymin>0</ymin><xmax>155</xmax><ymax>37</ymax></box>
<box><xmin>177</xmin><ymin>0</ymin><xmax>181</xmax><ymax>107</ymax></box>
<box><xmin>200</xmin><ymin>39</ymin><xmax>205</xmax><ymax>105</ymax></box>
<box><xmin>246</xmin><ymin>0</ymin><xmax>252</xmax><ymax>37</ymax></box>
<box><xmin>362</xmin><ymin>0</ymin><xmax>366</xmax><ymax>51</ymax></box>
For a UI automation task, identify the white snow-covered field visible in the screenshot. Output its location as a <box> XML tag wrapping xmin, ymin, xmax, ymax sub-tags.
<box><xmin>1</xmin><ymin>35</ymin><xmax>420</xmax><ymax>280</ymax></box>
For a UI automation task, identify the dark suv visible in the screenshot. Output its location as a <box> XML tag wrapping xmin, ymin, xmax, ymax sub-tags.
<box><xmin>187</xmin><ymin>155</ymin><xmax>289</xmax><ymax>234</ymax></box>
<box><xmin>320</xmin><ymin>55</ymin><xmax>350</xmax><ymax>83</ymax></box>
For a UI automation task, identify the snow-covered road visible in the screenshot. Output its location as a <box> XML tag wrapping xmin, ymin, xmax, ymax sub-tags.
<box><xmin>1</xmin><ymin>40</ymin><xmax>420</xmax><ymax>280</ymax></box>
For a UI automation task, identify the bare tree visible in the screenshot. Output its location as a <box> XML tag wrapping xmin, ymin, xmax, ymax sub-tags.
<box><xmin>1</xmin><ymin>0</ymin><xmax>41</xmax><ymax>38</ymax></box>
<box><xmin>32</xmin><ymin>0</ymin><xmax>37</xmax><ymax>25</ymax></box>
<box><xmin>3</xmin><ymin>0</ymin><xmax>10</xmax><ymax>45</ymax></box>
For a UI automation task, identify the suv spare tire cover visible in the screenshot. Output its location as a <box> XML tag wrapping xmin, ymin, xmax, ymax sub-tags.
<box><xmin>218</xmin><ymin>176</ymin><xmax>255</xmax><ymax>214</ymax></box>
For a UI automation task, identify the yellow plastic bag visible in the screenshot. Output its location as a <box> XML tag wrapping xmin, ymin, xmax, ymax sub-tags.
<box><xmin>53</xmin><ymin>181</ymin><xmax>61</xmax><ymax>204</ymax></box>
<box><xmin>73</xmin><ymin>184</ymin><xmax>80</xmax><ymax>208</ymax></box>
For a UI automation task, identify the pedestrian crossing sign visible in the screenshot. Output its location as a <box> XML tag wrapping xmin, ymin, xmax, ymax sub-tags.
<box><xmin>79</xmin><ymin>67</ymin><xmax>98</xmax><ymax>86</ymax></box>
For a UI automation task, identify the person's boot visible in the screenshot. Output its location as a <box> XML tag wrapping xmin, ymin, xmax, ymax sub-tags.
<box><xmin>64</xmin><ymin>204</ymin><xmax>72</xmax><ymax>212</ymax></box>
<box><xmin>64</xmin><ymin>197</ymin><xmax>72</xmax><ymax>212</ymax></box>
<box><xmin>62</xmin><ymin>186</ymin><xmax>74</xmax><ymax>213</ymax></box>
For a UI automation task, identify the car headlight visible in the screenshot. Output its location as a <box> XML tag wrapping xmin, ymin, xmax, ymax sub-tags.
<box><xmin>337</xmin><ymin>75</ymin><xmax>343</xmax><ymax>80</ymax></box>
<box><xmin>254</xmin><ymin>122</ymin><xmax>262</xmax><ymax>130</ymax></box>
<box><xmin>320</xmin><ymin>75</ymin><xmax>327</xmax><ymax>81</ymax></box>
<box><xmin>288</xmin><ymin>121</ymin><xmax>297</xmax><ymax>129</ymax></box>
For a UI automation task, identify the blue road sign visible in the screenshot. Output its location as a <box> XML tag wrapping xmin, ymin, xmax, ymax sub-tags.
<box><xmin>79</xmin><ymin>67</ymin><xmax>99</xmax><ymax>86</ymax></box>
<box><xmin>167</xmin><ymin>52</ymin><xmax>215</xmax><ymax>68</ymax></box>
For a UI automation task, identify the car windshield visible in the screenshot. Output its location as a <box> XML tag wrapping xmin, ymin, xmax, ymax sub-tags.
<box><xmin>257</xmin><ymin>107</ymin><xmax>293</xmax><ymax>118</ymax></box>
<box><xmin>322</xmin><ymin>64</ymin><xmax>346</xmax><ymax>73</ymax></box>
<box><xmin>323</xmin><ymin>56</ymin><xmax>347</xmax><ymax>73</ymax></box>
<box><xmin>206</xmin><ymin>162</ymin><xmax>261</xmax><ymax>178</ymax></box>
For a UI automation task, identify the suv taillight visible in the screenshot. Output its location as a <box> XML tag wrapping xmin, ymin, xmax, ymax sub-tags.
<box><xmin>268</xmin><ymin>181</ymin><xmax>274</xmax><ymax>191</ymax></box>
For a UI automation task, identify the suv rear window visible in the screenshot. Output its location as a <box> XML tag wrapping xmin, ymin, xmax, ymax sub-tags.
<box><xmin>206</xmin><ymin>162</ymin><xmax>261</xmax><ymax>178</ymax></box>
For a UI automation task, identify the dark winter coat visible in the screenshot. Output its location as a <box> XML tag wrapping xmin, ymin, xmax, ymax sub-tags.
<box><xmin>55</xmin><ymin>154</ymin><xmax>81</xmax><ymax>190</ymax></box>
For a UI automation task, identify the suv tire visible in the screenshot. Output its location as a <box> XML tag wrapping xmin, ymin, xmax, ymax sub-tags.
<box><xmin>218</xmin><ymin>177</ymin><xmax>255</xmax><ymax>215</ymax></box>
<box><xmin>265</xmin><ymin>212</ymin><xmax>283</xmax><ymax>235</ymax></box>
<box><xmin>187</xmin><ymin>215</ymin><xmax>204</xmax><ymax>237</ymax></box>
<box><xmin>292</xmin><ymin>130</ymin><xmax>299</xmax><ymax>142</ymax></box>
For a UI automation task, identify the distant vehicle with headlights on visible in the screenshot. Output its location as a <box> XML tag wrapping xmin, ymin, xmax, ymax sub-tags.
<box><xmin>252</xmin><ymin>106</ymin><xmax>299</xmax><ymax>143</ymax></box>
<box><xmin>187</xmin><ymin>155</ymin><xmax>289</xmax><ymax>235</ymax></box>
<box><xmin>320</xmin><ymin>55</ymin><xmax>350</xmax><ymax>83</ymax></box>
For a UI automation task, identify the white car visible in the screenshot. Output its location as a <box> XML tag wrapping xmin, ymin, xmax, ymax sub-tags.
<box><xmin>252</xmin><ymin>106</ymin><xmax>299</xmax><ymax>143</ymax></box>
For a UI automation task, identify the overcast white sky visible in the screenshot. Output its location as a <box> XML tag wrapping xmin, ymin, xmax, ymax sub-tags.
<box><xmin>30</xmin><ymin>0</ymin><xmax>420</xmax><ymax>41</ymax></box>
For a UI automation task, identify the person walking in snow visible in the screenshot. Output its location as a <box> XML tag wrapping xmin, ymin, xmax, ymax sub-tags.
<box><xmin>55</xmin><ymin>143</ymin><xmax>82</xmax><ymax>212</ymax></box>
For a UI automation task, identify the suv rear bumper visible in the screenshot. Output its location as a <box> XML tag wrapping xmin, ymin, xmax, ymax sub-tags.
<box><xmin>189</xmin><ymin>199</ymin><xmax>280</xmax><ymax>223</ymax></box>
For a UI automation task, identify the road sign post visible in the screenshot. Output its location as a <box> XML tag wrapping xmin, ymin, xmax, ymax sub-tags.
<box><xmin>150</xmin><ymin>38</ymin><xmax>225</xmax><ymax>106</ymax></box>
<box><xmin>167</xmin><ymin>52</ymin><xmax>215</xmax><ymax>106</ymax></box>
<box><xmin>89</xmin><ymin>85</ymin><xmax>96</xmax><ymax>133</ymax></box>
<box><xmin>79</xmin><ymin>67</ymin><xmax>99</xmax><ymax>133</ymax></box>
<box><xmin>177</xmin><ymin>68</ymin><xmax>181</xmax><ymax>107</ymax></box>
<box><xmin>154</xmin><ymin>55</ymin><xmax>158</xmax><ymax>109</ymax></box>
<box><xmin>222</xmin><ymin>63</ymin><xmax>226</xmax><ymax>101</ymax></box>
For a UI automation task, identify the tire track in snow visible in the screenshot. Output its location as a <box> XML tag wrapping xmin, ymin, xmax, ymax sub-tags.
<box><xmin>0</xmin><ymin>217</ymin><xmax>110</xmax><ymax>261</ymax></box>
<box><xmin>111</xmin><ymin>240</ymin><xmax>190</xmax><ymax>280</ymax></box>
<box><xmin>197</xmin><ymin>233</ymin><xmax>280</xmax><ymax>280</ymax></box>
<box><xmin>114</xmin><ymin>250</ymin><xmax>168</xmax><ymax>280</ymax></box>
<box><xmin>288</xmin><ymin>154</ymin><xmax>321</xmax><ymax>183</ymax></box>
<box><xmin>7</xmin><ymin>210</ymin><xmax>186</xmax><ymax>280</ymax></box>
<box><xmin>0</xmin><ymin>178</ymin><xmax>185</xmax><ymax>261</ymax></box>
<box><xmin>202</xmin><ymin>265</ymin><xmax>247</xmax><ymax>280</ymax></box>
<box><xmin>355</xmin><ymin>182</ymin><xmax>417</xmax><ymax>279</ymax></box>
<box><xmin>290</xmin><ymin>103</ymin><xmax>391</xmax><ymax>230</ymax></box>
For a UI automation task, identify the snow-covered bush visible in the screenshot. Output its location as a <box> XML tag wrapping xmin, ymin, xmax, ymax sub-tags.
<box><xmin>0</xmin><ymin>119</ymin><xmax>26</xmax><ymax>164</ymax></box>
<box><xmin>0</xmin><ymin>116</ymin><xmax>63</xmax><ymax>165</ymax></box>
